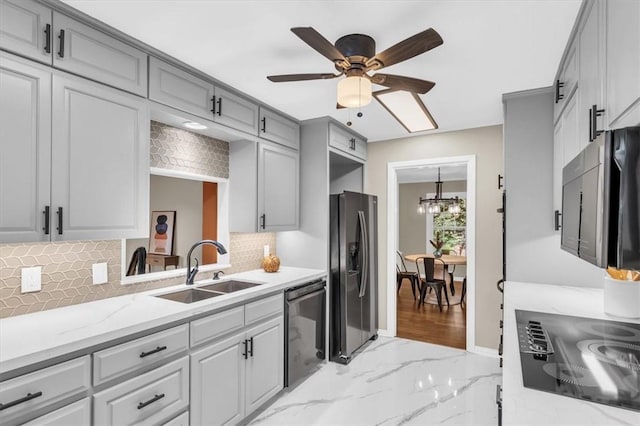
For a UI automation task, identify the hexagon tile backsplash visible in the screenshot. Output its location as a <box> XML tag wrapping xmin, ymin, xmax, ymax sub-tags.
<box><xmin>0</xmin><ymin>233</ymin><xmax>275</xmax><ymax>318</ymax></box>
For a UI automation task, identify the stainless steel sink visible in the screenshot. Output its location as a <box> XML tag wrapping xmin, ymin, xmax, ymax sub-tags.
<box><xmin>197</xmin><ymin>280</ymin><xmax>261</xmax><ymax>293</ymax></box>
<box><xmin>155</xmin><ymin>288</ymin><xmax>225</xmax><ymax>303</ymax></box>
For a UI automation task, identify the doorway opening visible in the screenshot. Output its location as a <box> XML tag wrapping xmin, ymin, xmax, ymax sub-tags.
<box><xmin>386</xmin><ymin>155</ymin><xmax>476</xmax><ymax>351</ymax></box>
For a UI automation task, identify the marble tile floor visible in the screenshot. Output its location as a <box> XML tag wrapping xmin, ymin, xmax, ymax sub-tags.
<box><xmin>250</xmin><ymin>337</ymin><xmax>502</xmax><ymax>426</ymax></box>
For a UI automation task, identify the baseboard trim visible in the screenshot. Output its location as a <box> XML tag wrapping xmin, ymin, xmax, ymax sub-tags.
<box><xmin>377</xmin><ymin>328</ymin><xmax>394</xmax><ymax>337</ymax></box>
<box><xmin>467</xmin><ymin>345</ymin><xmax>499</xmax><ymax>358</ymax></box>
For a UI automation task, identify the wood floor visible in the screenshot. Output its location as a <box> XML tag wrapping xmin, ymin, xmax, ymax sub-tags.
<box><xmin>396</xmin><ymin>279</ymin><xmax>467</xmax><ymax>349</ymax></box>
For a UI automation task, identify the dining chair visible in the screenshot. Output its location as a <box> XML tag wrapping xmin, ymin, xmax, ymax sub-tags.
<box><xmin>415</xmin><ymin>256</ymin><xmax>450</xmax><ymax>311</ymax></box>
<box><xmin>396</xmin><ymin>250</ymin><xmax>419</xmax><ymax>300</ymax></box>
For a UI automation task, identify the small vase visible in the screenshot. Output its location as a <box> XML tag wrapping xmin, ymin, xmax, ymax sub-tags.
<box><xmin>433</xmin><ymin>249</ymin><xmax>442</xmax><ymax>258</ymax></box>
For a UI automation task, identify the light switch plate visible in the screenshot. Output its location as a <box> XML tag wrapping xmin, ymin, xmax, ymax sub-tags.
<box><xmin>263</xmin><ymin>245</ymin><xmax>270</xmax><ymax>257</ymax></box>
<box><xmin>92</xmin><ymin>262</ymin><xmax>108</xmax><ymax>285</ymax></box>
<box><xmin>21</xmin><ymin>266</ymin><xmax>42</xmax><ymax>293</ymax></box>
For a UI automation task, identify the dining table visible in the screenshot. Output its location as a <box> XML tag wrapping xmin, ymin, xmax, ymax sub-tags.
<box><xmin>404</xmin><ymin>253</ymin><xmax>467</xmax><ymax>304</ymax></box>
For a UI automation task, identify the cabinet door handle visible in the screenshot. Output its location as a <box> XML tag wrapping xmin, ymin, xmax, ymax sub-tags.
<box><xmin>261</xmin><ymin>117</ymin><xmax>266</xmax><ymax>133</ymax></box>
<box><xmin>554</xmin><ymin>210</ymin><xmax>562</xmax><ymax>231</ymax></box>
<box><xmin>139</xmin><ymin>345</ymin><xmax>167</xmax><ymax>358</ymax></box>
<box><xmin>0</xmin><ymin>391</ymin><xmax>43</xmax><ymax>411</ymax></box>
<box><xmin>497</xmin><ymin>174</ymin><xmax>504</xmax><ymax>190</ymax></box>
<box><xmin>43</xmin><ymin>205</ymin><xmax>50</xmax><ymax>235</ymax></box>
<box><xmin>216</xmin><ymin>97</ymin><xmax>222</xmax><ymax>116</ymax></box>
<box><xmin>554</xmin><ymin>80</ymin><xmax>564</xmax><ymax>103</ymax></box>
<box><xmin>137</xmin><ymin>393</ymin><xmax>165</xmax><ymax>410</ymax></box>
<box><xmin>210</xmin><ymin>96</ymin><xmax>216</xmax><ymax>114</ymax></box>
<box><xmin>260</xmin><ymin>214</ymin><xmax>265</xmax><ymax>230</ymax></box>
<box><xmin>56</xmin><ymin>207</ymin><xmax>63</xmax><ymax>235</ymax></box>
<box><xmin>44</xmin><ymin>24</ymin><xmax>51</xmax><ymax>54</ymax></box>
<box><xmin>590</xmin><ymin>104</ymin><xmax>605</xmax><ymax>142</ymax></box>
<box><xmin>248</xmin><ymin>336</ymin><xmax>254</xmax><ymax>357</ymax></box>
<box><xmin>57</xmin><ymin>29</ymin><xmax>65</xmax><ymax>58</ymax></box>
<box><xmin>349</xmin><ymin>137</ymin><xmax>356</xmax><ymax>150</ymax></box>
<box><xmin>242</xmin><ymin>339</ymin><xmax>248</xmax><ymax>359</ymax></box>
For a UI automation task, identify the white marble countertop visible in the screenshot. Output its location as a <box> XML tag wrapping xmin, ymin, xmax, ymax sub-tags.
<box><xmin>503</xmin><ymin>281</ymin><xmax>639</xmax><ymax>426</ymax></box>
<box><xmin>0</xmin><ymin>266</ymin><xmax>325</xmax><ymax>375</ymax></box>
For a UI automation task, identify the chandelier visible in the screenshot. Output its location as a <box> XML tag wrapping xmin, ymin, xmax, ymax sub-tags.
<box><xmin>417</xmin><ymin>167</ymin><xmax>461</xmax><ymax>215</ymax></box>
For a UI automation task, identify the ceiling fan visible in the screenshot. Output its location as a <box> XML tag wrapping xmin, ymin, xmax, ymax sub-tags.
<box><xmin>267</xmin><ymin>27</ymin><xmax>443</xmax><ymax>110</ymax></box>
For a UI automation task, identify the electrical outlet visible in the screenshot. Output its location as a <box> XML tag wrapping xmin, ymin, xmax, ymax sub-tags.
<box><xmin>21</xmin><ymin>267</ymin><xmax>42</xmax><ymax>293</ymax></box>
<box><xmin>263</xmin><ymin>245</ymin><xmax>270</xmax><ymax>257</ymax></box>
<box><xmin>92</xmin><ymin>262</ymin><xmax>108</xmax><ymax>285</ymax></box>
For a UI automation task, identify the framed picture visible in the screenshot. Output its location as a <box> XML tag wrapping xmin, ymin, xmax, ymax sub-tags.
<box><xmin>149</xmin><ymin>211</ymin><xmax>176</xmax><ymax>255</ymax></box>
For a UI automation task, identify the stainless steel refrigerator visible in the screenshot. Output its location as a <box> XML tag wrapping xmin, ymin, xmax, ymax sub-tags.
<box><xmin>329</xmin><ymin>191</ymin><xmax>378</xmax><ymax>364</ymax></box>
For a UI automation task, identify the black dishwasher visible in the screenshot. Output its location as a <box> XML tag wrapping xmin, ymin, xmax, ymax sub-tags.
<box><xmin>284</xmin><ymin>279</ymin><xmax>326</xmax><ymax>387</ymax></box>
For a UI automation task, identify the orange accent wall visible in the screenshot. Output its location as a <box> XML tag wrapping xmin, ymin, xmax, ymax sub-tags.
<box><xmin>202</xmin><ymin>182</ymin><xmax>218</xmax><ymax>264</ymax></box>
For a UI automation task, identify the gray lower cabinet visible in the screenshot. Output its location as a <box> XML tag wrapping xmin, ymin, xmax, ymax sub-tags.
<box><xmin>149</xmin><ymin>57</ymin><xmax>259</xmax><ymax>134</ymax></box>
<box><xmin>230</xmin><ymin>140</ymin><xmax>299</xmax><ymax>233</ymax></box>
<box><xmin>190</xmin><ymin>294</ymin><xmax>284</xmax><ymax>426</ymax></box>
<box><xmin>0</xmin><ymin>0</ymin><xmax>147</xmax><ymax>96</ymax></box>
<box><xmin>22</xmin><ymin>398</ymin><xmax>91</xmax><ymax>426</ymax></box>
<box><xmin>0</xmin><ymin>51</ymin><xmax>149</xmax><ymax>243</ymax></box>
<box><xmin>258</xmin><ymin>107</ymin><xmax>300</xmax><ymax>150</ymax></box>
<box><xmin>0</xmin><ymin>356</ymin><xmax>91</xmax><ymax>426</ymax></box>
<box><xmin>93</xmin><ymin>357</ymin><xmax>190</xmax><ymax>426</ymax></box>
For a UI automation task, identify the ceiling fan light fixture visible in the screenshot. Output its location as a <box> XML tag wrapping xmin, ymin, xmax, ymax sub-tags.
<box><xmin>337</xmin><ymin>76</ymin><xmax>372</xmax><ymax>108</ymax></box>
<box><xmin>373</xmin><ymin>90</ymin><xmax>438</xmax><ymax>132</ymax></box>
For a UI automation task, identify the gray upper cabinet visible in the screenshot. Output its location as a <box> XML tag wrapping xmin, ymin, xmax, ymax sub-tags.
<box><xmin>149</xmin><ymin>57</ymin><xmax>260</xmax><ymax>135</ymax></box>
<box><xmin>259</xmin><ymin>107</ymin><xmax>300</xmax><ymax>150</ymax></box>
<box><xmin>0</xmin><ymin>1</ymin><xmax>148</xmax><ymax>96</ymax></box>
<box><xmin>605</xmin><ymin>0</ymin><xmax>640</xmax><ymax>128</ymax></box>
<box><xmin>214</xmin><ymin>86</ymin><xmax>259</xmax><ymax>135</ymax></box>
<box><xmin>0</xmin><ymin>0</ymin><xmax>52</xmax><ymax>64</ymax></box>
<box><xmin>149</xmin><ymin>57</ymin><xmax>214</xmax><ymax>120</ymax></box>
<box><xmin>51</xmin><ymin>73</ymin><xmax>149</xmax><ymax>241</ymax></box>
<box><xmin>553</xmin><ymin>36</ymin><xmax>577</xmax><ymax>123</ymax></box>
<box><xmin>229</xmin><ymin>140</ymin><xmax>299</xmax><ymax>233</ymax></box>
<box><xmin>258</xmin><ymin>142</ymin><xmax>299</xmax><ymax>232</ymax></box>
<box><xmin>328</xmin><ymin>122</ymin><xmax>367</xmax><ymax>161</ymax></box>
<box><xmin>577</xmin><ymin>0</ymin><xmax>604</xmax><ymax>147</ymax></box>
<box><xmin>0</xmin><ymin>52</ymin><xmax>51</xmax><ymax>243</ymax></box>
<box><xmin>52</xmin><ymin>12</ymin><xmax>147</xmax><ymax>97</ymax></box>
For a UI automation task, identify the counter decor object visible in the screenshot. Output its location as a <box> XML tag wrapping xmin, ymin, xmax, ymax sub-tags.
<box><xmin>604</xmin><ymin>269</ymin><xmax>640</xmax><ymax>318</ymax></box>
<box><xmin>262</xmin><ymin>254</ymin><xmax>280</xmax><ymax>272</ymax></box>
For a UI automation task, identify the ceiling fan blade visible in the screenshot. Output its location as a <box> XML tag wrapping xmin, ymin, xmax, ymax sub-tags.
<box><xmin>267</xmin><ymin>73</ymin><xmax>340</xmax><ymax>82</ymax></box>
<box><xmin>366</xmin><ymin>28</ymin><xmax>443</xmax><ymax>70</ymax></box>
<box><xmin>291</xmin><ymin>27</ymin><xmax>350</xmax><ymax>68</ymax></box>
<box><xmin>369</xmin><ymin>73</ymin><xmax>435</xmax><ymax>94</ymax></box>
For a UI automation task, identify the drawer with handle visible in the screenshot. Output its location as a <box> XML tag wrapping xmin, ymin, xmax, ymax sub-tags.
<box><xmin>0</xmin><ymin>356</ymin><xmax>90</xmax><ymax>423</ymax></box>
<box><xmin>93</xmin><ymin>356</ymin><xmax>189</xmax><ymax>426</ymax></box>
<box><xmin>93</xmin><ymin>324</ymin><xmax>189</xmax><ymax>386</ymax></box>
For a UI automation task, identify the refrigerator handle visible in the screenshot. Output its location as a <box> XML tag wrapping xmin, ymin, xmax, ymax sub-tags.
<box><xmin>358</xmin><ymin>210</ymin><xmax>368</xmax><ymax>298</ymax></box>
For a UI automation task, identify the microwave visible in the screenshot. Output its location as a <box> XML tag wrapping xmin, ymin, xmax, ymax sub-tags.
<box><xmin>561</xmin><ymin>126</ymin><xmax>640</xmax><ymax>270</ymax></box>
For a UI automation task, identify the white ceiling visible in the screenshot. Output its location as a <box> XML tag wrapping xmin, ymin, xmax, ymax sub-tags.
<box><xmin>62</xmin><ymin>0</ymin><xmax>581</xmax><ymax>142</ymax></box>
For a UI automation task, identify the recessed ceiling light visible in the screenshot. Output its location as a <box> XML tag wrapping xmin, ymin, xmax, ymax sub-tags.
<box><xmin>183</xmin><ymin>121</ymin><xmax>207</xmax><ymax>130</ymax></box>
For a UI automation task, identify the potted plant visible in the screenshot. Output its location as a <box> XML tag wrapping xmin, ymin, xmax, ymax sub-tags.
<box><xmin>430</xmin><ymin>232</ymin><xmax>445</xmax><ymax>258</ymax></box>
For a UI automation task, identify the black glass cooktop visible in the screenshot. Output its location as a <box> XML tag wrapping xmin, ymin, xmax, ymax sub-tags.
<box><xmin>516</xmin><ymin>310</ymin><xmax>640</xmax><ymax>411</ymax></box>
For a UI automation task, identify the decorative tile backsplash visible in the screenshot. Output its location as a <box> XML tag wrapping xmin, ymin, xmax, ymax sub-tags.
<box><xmin>0</xmin><ymin>233</ymin><xmax>275</xmax><ymax>318</ymax></box>
<box><xmin>150</xmin><ymin>120</ymin><xmax>229</xmax><ymax>178</ymax></box>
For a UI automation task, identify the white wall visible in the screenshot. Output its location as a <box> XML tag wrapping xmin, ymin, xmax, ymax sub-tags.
<box><xmin>503</xmin><ymin>88</ymin><xmax>602</xmax><ymax>287</ymax></box>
